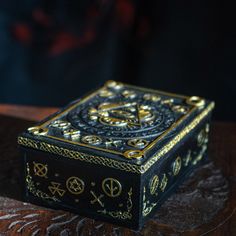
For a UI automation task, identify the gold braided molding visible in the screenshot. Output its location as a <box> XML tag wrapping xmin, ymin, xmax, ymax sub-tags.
<box><xmin>18</xmin><ymin>102</ymin><xmax>214</xmax><ymax>174</ymax></box>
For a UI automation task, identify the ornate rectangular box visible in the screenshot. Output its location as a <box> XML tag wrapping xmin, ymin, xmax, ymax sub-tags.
<box><xmin>18</xmin><ymin>81</ymin><xmax>215</xmax><ymax>230</ymax></box>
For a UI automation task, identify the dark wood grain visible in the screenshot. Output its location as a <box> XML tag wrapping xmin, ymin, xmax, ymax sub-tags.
<box><xmin>0</xmin><ymin>105</ymin><xmax>235</xmax><ymax>236</ymax></box>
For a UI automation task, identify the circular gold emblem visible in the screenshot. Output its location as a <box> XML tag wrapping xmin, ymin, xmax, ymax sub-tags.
<box><xmin>150</xmin><ymin>175</ymin><xmax>159</xmax><ymax>195</ymax></box>
<box><xmin>102</xmin><ymin>178</ymin><xmax>122</xmax><ymax>197</ymax></box>
<box><xmin>66</xmin><ymin>176</ymin><xmax>84</xmax><ymax>195</ymax></box>
<box><xmin>28</xmin><ymin>126</ymin><xmax>48</xmax><ymax>136</ymax></box>
<box><xmin>124</xmin><ymin>150</ymin><xmax>144</xmax><ymax>159</ymax></box>
<box><xmin>172</xmin><ymin>156</ymin><xmax>182</xmax><ymax>176</ymax></box>
<box><xmin>82</xmin><ymin>135</ymin><xmax>102</xmax><ymax>145</ymax></box>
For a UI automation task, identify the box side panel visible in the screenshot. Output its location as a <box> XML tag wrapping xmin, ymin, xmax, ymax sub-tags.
<box><xmin>140</xmin><ymin>114</ymin><xmax>212</xmax><ymax>226</ymax></box>
<box><xmin>22</xmin><ymin>148</ymin><xmax>141</xmax><ymax>229</ymax></box>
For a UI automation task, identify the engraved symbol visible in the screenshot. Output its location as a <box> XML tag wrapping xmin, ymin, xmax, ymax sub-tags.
<box><xmin>49</xmin><ymin>120</ymin><xmax>70</xmax><ymax>130</ymax></box>
<box><xmin>102</xmin><ymin>178</ymin><xmax>122</xmax><ymax>197</ymax></box>
<box><xmin>66</xmin><ymin>176</ymin><xmax>84</xmax><ymax>195</ymax></box>
<box><xmin>33</xmin><ymin>162</ymin><xmax>48</xmax><ymax>178</ymax></box>
<box><xmin>82</xmin><ymin>135</ymin><xmax>102</xmax><ymax>145</ymax></box>
<box><xmin>127</xmin><ymin>139</ymin><xmax>148</xmax><ymax>148</ymax></box>
<box><xmin>48</xmin><ymin>182</ymin><xmax>66</xmax><ymax>197</ymax></box>
<box><xmin>172</xmin><ymin>105</ymin><xmax>188</xmax><ymax>114</ymax></box>
<box><xmin>90</xmin><ymin>191</ymin><xmax>104</xmax><ymax>207</ymax></box>
<box><xmin>197</xmin><ymin>129</ymin><xmax>208</xmax><ymax>146</ymax></box>
<box><xmin>88</xmin><ymin>102</ymin><xmax>155</xmax><ymax>128</ymax></box>
<box><xmin>106</xmin><ymin>80</ymin><xmax>123</xmax><ymax>90</ymax></box>
<box><xmin>150</xmin><ymin>175</ymin><xmax>159</xmax><ymax>195</ymax></box>
<box><xmin>122</xmin><ymin>90</ymin><xmax>136</xmax><ymax>99</ymax></box>
<box><xmin>143</xmin><ymin>94</ymin><xmax>161</xmax><ymax>102</ymax></box>
<box><xmin>105</xmin><ymin>139</ymin><xmax>122</xmax><ymax>148</ymax></box>
<box><xmin>63</xmin><ymin>128</ymin><xmax>80</xmax><ymax>140</ymax></box>
<box><xmin>99</xmin><ymin>89</ymin><xmax>114</xmax><ymax>98</ymax></box>
<box><xmin>159</xmin><ymin>174</ymin><xmax>168</xmax><ymax>192</ymax></box>
<box><xmin>183</xmin><ymin>150</ymin><xmax>192</xmax><ymax>166</ymax></box>
<box><xmin>172</xmin><ymin>156</ymin><xmax>181</xmax><ymax>176</ymax></box>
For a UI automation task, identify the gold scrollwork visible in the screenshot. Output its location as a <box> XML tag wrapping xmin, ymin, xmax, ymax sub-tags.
<box><xmin>98</xmin><ymin>188</ymin><xmax>133</xmax><ymax>220</ymax></box>
<box><xmin>25</xmin><ymin>163</ymin><xmax>59</xmax><ymax>202</ymax></box>
<box><xmin>105</xmin><ymin>80</ymin><xmax>123</xmax><ymax>90</ymax></box>
<box><xmin>172</xmin><ymin>105</ymin><xmax>189</xmax><ymax>114</ymax></box>
<box><xmin>63</xmin><ymin>129</ymin><xmax>80</xmax><ymax>140</ymax></box>
<box><xmin>66</xmin><ymin>176</ymin><xmax>85</xmax><ymax>195</ymax></box>
<box><xmin>142</xmin><ymin>187</ymin><xmax>157</xmax><ymax>217</ymax></box>
<box><xmin>192</xmin><ymin>144</ymin><xmax>207</xmax><ymax>165</ymax></box>
<box><xmin>172</xmin><ymin>156</ymin><xmax>181</xmax><ymax>176</ymax></box>
<box><xmin>33</xmin><ymin>162</ymin><xmax>48</xmax><ymax>178</ymax></box>
<box><xmin>122</xmin><ymin>90</ymin><xmax>136</xmax><ymax>99</ymax></box>
<box><xmin>99</xmin><ymin>89</ymin><xmax>114</xmax><ymax>98</ymax></box>
<box><xmin>102</xmin><ymin>178</ymin><xmax>122</xmax><ymax>198</ymax></box>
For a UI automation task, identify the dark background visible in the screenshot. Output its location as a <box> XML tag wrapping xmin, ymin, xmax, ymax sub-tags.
<box><xmin>0</xmin><ymin>0</ymin><xmax>235</xmax><ymax>121</ymax></box>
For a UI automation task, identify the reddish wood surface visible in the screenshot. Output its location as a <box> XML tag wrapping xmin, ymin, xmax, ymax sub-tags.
<box><xmin>0</xmin><ymin>104</ymin><xmax>235</xmax><ymax>236</ymax></box>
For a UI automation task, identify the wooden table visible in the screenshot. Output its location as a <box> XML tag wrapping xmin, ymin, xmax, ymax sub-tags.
<box><xmin>0</xmin><ymin>104</ymin><xmax>235</xmax><ymax>236</ymax></box>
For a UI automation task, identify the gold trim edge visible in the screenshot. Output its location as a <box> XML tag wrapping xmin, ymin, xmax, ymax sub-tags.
<box><xmin>18</xmin><ymin>102</ymin><xmax>215</xmax><ymax>174</ymax></box>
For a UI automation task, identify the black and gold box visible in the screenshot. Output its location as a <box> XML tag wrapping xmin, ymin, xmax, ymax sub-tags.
<box><xmin>18</xmin><ymin>81</ymin><xmax>215</xmax><ymax>230</ymax></box>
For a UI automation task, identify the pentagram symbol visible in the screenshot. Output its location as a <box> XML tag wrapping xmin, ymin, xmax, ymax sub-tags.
<box><xmin>48</xmin><ymin>182</ymin><xmax>65</xmax><ymax>197</ymax></box>
<box><xmin>102</xmin><ymin>178</ymin><xmax>122</xmax><ymax>198</ymax></box>
<box><xmin>66</xmin><ymin>176</ymin><xmax>84</xmax><ymax>195</ymax></box>
<box><xmin>149</xmin><ymin>175</ymin><xmax>159</xmax><ymax>195</ymax></box>
<box><xmin>33</xmin><ymin>162</ymin><xmax>48</xmax><ymax>178</ymax></box>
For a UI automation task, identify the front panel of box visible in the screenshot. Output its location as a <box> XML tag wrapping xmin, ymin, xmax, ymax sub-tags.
<box><xmin>23</xmin><ymin>149</ymin><xmax>141</xmax><ymax>229</ymax></box>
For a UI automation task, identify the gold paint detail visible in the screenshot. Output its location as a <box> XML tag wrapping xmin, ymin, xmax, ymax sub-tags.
<box><xmin>98</xmin><ymin>188</ymin><xmax>133</xmax><ymax>220</ymax></box>
<box><xmin>81</xmin><ymin>135</ymin><xmax>102</xmax><ymax>145</ymax></box>
<box><xmin>172</xmin><ymin>105</ymin><xmax>189</xmax><ymax>114</ymax></box>
<box><xmin>105</xmin><ymin>139</ymin><xmax>122</xmax><ymax>148</ymax></box>
<box><xmin>192</xmin><ymin>144</ymin><xmax>207</xmax><ymax>165</ymax></box>
<box><xmin>105</xmin><ymin>80</ymin><xmax>123</xmax><ymax>90</ymax></box>
<box><xmin>142</xmin><ymin>187</ymin><xmax>157</xmax><ymax>217</ymax></box>
<box><xmin>159</xmin><ymin>173</ymin><xmax>168</xmax><ymax>192</ymax></box>
<box><xmin>186</xmin><ymin>96</ymin><xmax>205</xmax><ymax>107</ymax></box>
<box><xmin>143</xmin><ymin>94</ymin><xmax>161</xmax><ymax>102</ymax></box>
<box><xmin>150</xmin><ymin>175</ymin><xmax>159</xmax><ymax>195</ymax></box>
<box><xmin>66</xmin><ymin>176</ymin><xmax>84</xmax><ymax>195</ymax></box>
<box><xmin>183</xmin><ymin>150</ymin><xmax>192</xmax><ymax>167</ymax></box>
<box><xmin>27</xmin><ymin>126</ymin><xmax>48</xmax><ymax>136</ymax></box>
<box><xmin>161</xmin><ymin>99</ymin><xmax>174</xmax><ymax>105</ymax></box>
<box><xmin>127</xmin><ymin>139</ymin><xmax>148</xmax><ymax>148</ymax></box>
<box><xmin>172</xmin><ymin>156</ymin><xmax>182</xmax><ymax>176</ymax></box>
<box><xmin>63</xmin><ymin>129</ymin><xmax>80</xmax><ymax>140</ymax></box>
<box><xmin>122</xmin><ymin>90</ymin><xmax>136</xmax><ymax>99</ymax></box>
<box><xmin>90</xmin><ymin>191</ymin><xmax>104</xmax><ymax>207</ymax></box>
<box><xmin>124</xmin><ymin>150</ymin><xmax>144</xmax><ymax>159</ymax></box>
<box><xmin>49</xmin><ymin>120</ymin><xmax>70</xmax><ymax>130</ymax></box>
<box><xmin>18</xmin><ymin>102</ymin><xmax>214</xmax><ymax>174</ymax></box>
<box><xmin>48</xmin><ymin>182</ymin><xmax>66</xmax><ymax>197</ymax></box>
<box><xmin>99</xmin><ymin>89</ymin><xmax>114</xmax><ymax>98</ymax></box>
<box><xmin>102</xmin><ymin>178</ymin><xmax>122</xmax><ymax>197</ymax></box>
<box><xmin>197</xmin><ymin>129</ymin><xmax>208</xmax><ymax>147</ymax></box>
<box><xmin>33</xmin><ymin>162</ymin><xmax>48</xmax><ymax>178</ymax></box>
<box><xmin>25</xmin><ymin>163</ymin><xmax>59</xmax><ymax>202</ymax></box>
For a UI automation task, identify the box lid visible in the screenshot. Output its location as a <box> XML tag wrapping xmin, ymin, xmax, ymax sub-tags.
<box><xmin>18</xmin><ymin>81</ymin><xmax>214</xmax><ymax>174</ymax></box>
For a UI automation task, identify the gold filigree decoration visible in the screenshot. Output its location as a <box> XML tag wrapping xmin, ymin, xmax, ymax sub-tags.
<box><xmin>98</xmin><ymin>188</ymin><xmax>133</xmax><ymax>220</ymax></box>
<box><xmin>142</xmin><ymin>187</ymin><xmax>157</xmax><ymax>217</ymax></box>
<box><xmin>25</xmin><ymin>163</ymin><xmax>59</xmax><ymax>202</ymax></box>
<box><xmin>18</xmin><ymin>102</ymin><xmax>214</xmax><ymax>174</ymax></box>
